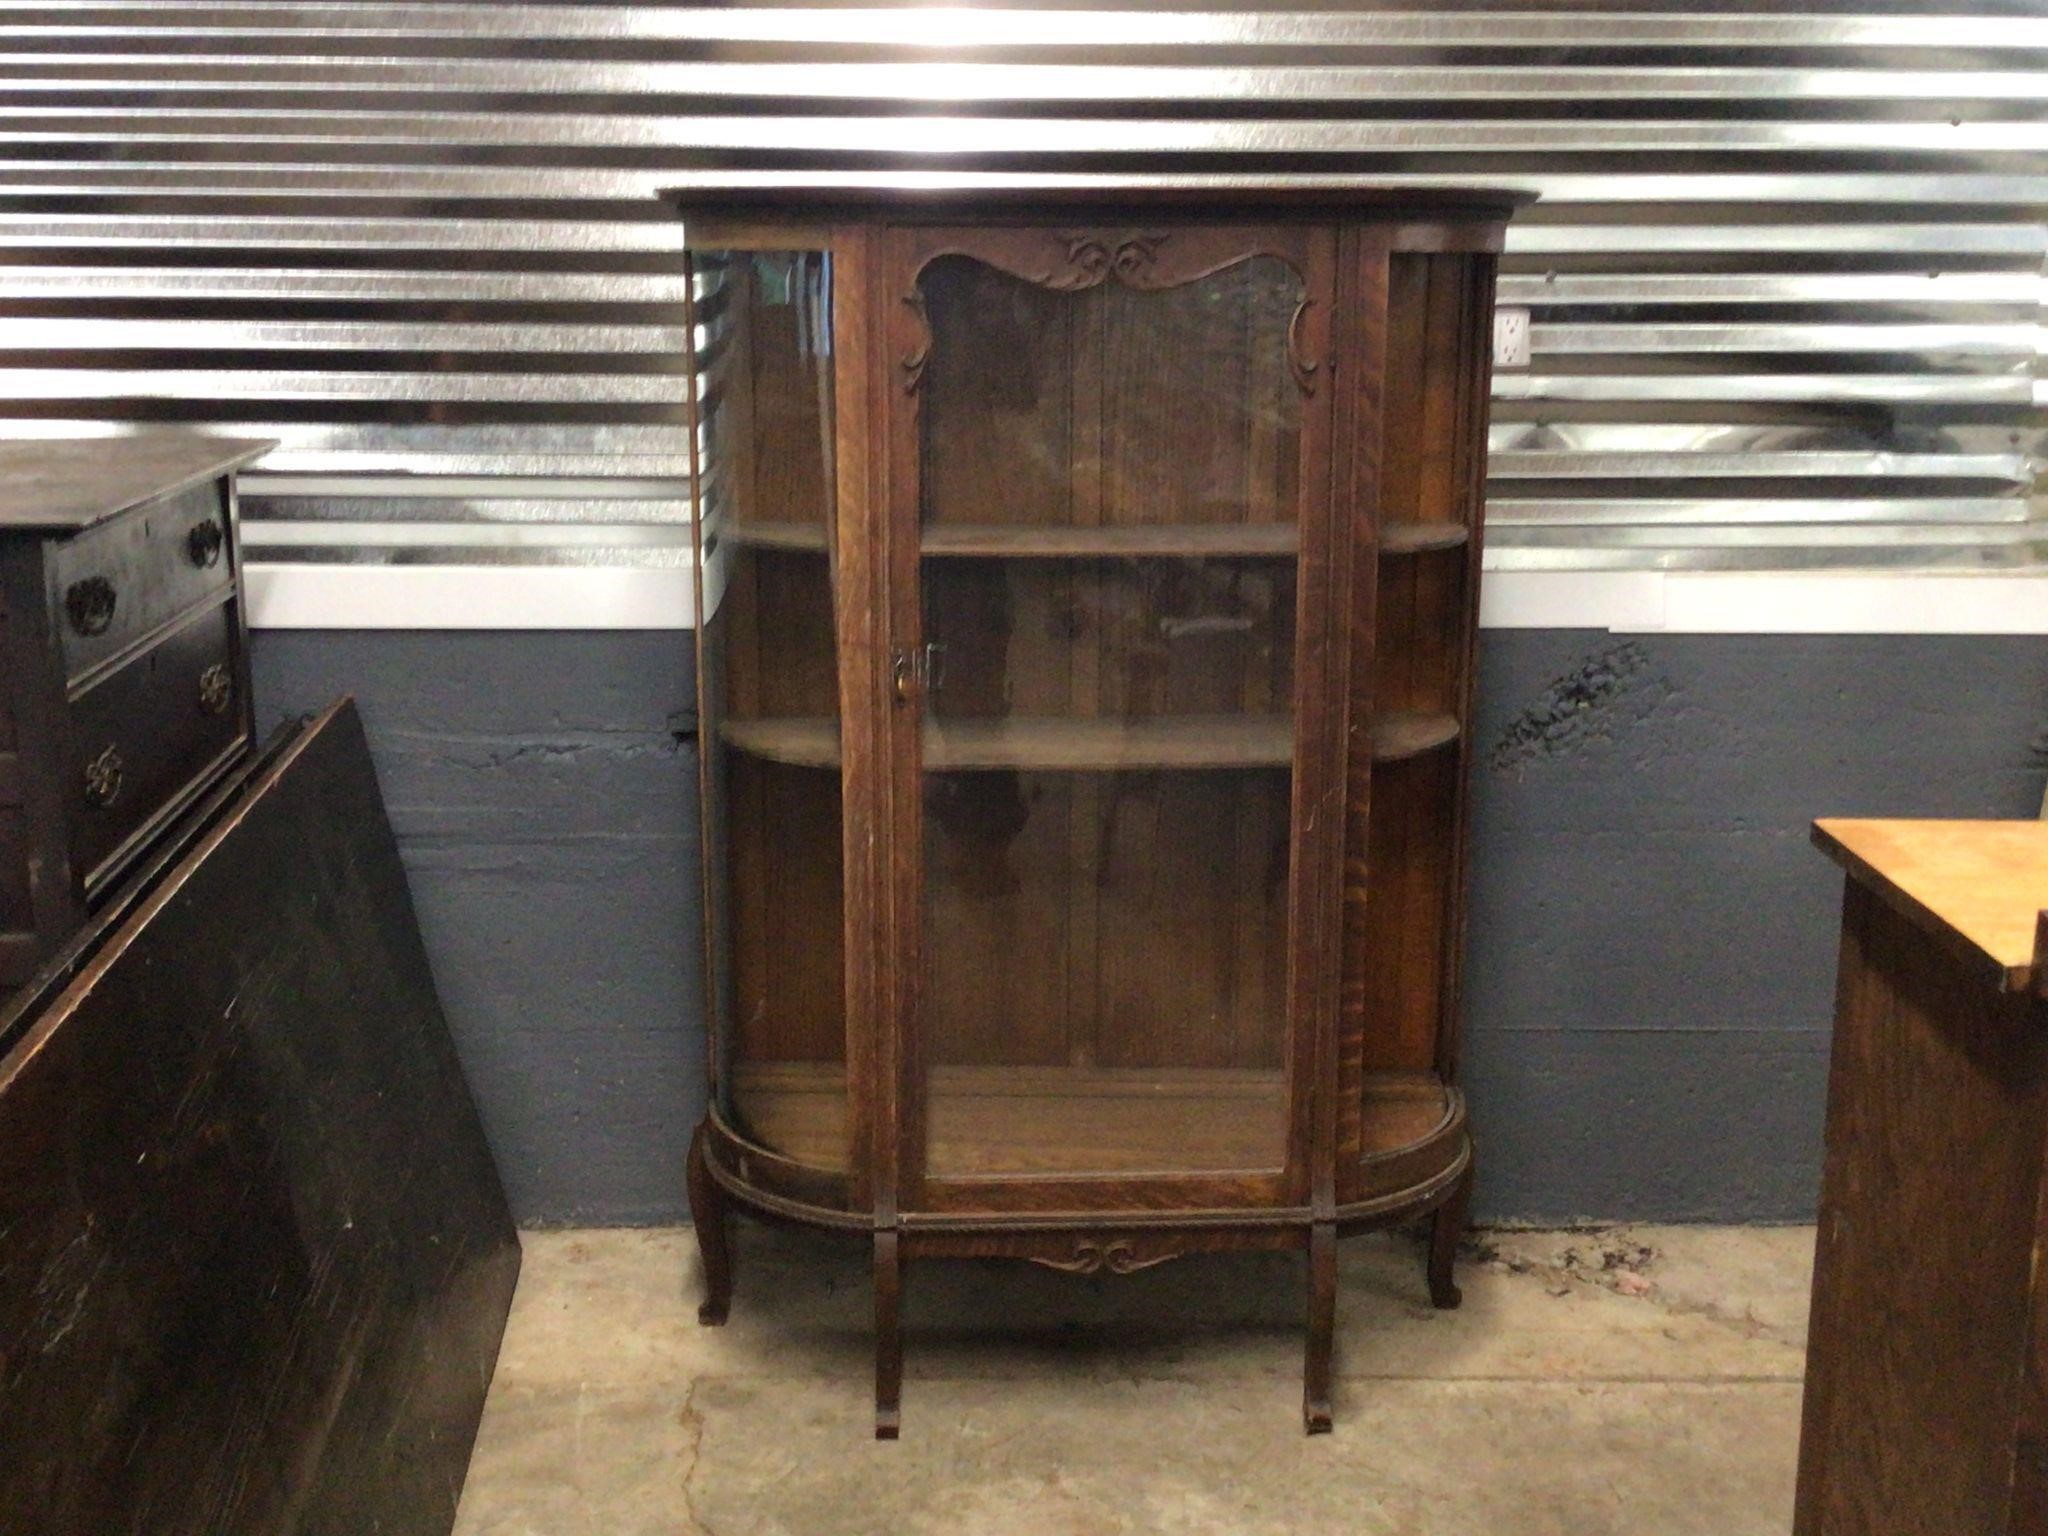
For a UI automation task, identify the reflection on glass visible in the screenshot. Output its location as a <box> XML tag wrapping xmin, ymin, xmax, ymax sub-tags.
<box><xmin>916</xmin><ymin>254</ymin><xmax>1307</xmax><ymax>1180</ymax></box>
<box><xmin>693</xmin><ymin>249</ymin><xmax>848</xmax><ymax>1172</ymax></box>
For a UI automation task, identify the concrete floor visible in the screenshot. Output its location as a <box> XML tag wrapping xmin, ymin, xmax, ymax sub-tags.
<box><xmin>452</xmin><ymin>1222</ymin><xmax>1814</xmax><ymax>1536</ymax></box>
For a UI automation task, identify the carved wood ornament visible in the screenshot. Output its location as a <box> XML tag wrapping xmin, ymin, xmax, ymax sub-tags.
<box><xmin>900</xmin><ymin>229</ymin><xmax>1320</xmax><ymax>397</ymax></box>
<box><xmin>1027</xmin><ymin>1238</ymin><xmax>1182</xmax><ymax>1276</ymax></box>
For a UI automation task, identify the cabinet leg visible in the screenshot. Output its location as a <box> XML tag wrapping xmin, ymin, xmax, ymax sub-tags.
<box><xmin>1428</xmin><ymin>1157</ymin><xmax>1474</xmax><ymax>1311</ymax></box>
<box><xmin>686</xmin><ymin>1123</ymin><xmax>732</xmax><ymax>1326</ymax></box>
<box><xmin>1304</xmin><ymin>1221</ymin><xmax>1336</xmax><ymax>1434</ymax></box>
<box><xmin>874</xmin><ymin>1229</ymin><xmax>903</xmax><ymax>1440</ymax></box>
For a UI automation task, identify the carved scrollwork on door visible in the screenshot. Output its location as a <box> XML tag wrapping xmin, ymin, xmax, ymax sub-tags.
<box><xmin>1287</xmin><ymin>298</ymin><xmax>1320</xmax><ymax>396</ymax></box>
<box><xmin>1027</xmin><ymin>1238</ymin><xmax>1181</xmax><ymax>1277</ymax></box>
<box><xmin>1053</xmin><ymin>233</ymin><xmax>1167</xmax><ymax>290</ymax></box>
<box><xmin>900</xmin><ymin>228</ymin><xmax>1322</xmax><ymax>397</ymax></box>
<box><xmin>900</xmin><ymin>289</ymin><xmax>932</xmax><ymax>396</ymax></box>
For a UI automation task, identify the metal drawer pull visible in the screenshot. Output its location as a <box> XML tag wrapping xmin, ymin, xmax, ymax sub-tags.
<box><xmin>65</xmin><ymin>577</ymin><xmax>117</xmax><ymax>637</ymax></box>
<box><xmin>187</xmin><ymin>519</ymin><xmax>225</xmax><ymax>569</ymax></box>
<box><xmin>83</xmin><ymin>746</ymin><xmax>123</xmax><ymax>808</ymax></box>
<box><xmin>197</xmin><ymin>663</ymin><xmax>233</xmax><ymax>716</ymax></box>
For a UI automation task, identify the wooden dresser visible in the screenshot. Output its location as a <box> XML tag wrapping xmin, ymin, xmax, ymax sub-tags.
<box><xmin>1800</xmin><ymin>819</ymin><xmax>2048</xmax><ymax>1534</ymax></box>
<box><xmin>0</xmin><ymin>434</ymin><xmax>270</xmax><ymax>988</ymax></box>
<box><xmin>670</xmin><ymin>186</ymin><xmax>1530</xmax><ymax>1434</ymax></box>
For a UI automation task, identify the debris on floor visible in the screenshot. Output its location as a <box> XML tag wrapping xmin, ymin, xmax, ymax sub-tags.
<box><xmin>1469</xmin><ymin>1227</ymin><xmax>1660</xmax><ymax>1299</ymax></box>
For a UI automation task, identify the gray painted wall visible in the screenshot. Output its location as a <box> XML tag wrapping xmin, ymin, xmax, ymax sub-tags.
<box><xmin>253</xmin><ymin>630</ymin><xmax>2048</xmax><ymax>1227</ymax></box>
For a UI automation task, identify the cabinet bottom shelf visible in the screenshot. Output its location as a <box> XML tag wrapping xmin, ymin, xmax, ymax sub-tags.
<box><xmin>721</xmin><ymin>712</ymin><xmax>1459</xmax><ymax>772</ymax></box>
<box><xmin>728</xmin><ymin>1061</ymin><xmax>1450</xmax><ymax>1180</ymax></box>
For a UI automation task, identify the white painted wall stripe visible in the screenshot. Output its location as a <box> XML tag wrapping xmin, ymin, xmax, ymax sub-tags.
<box><xmin>244</xmin><ymin>564</ymin><xmax>2048</xmax><ymax>636</ymax></box>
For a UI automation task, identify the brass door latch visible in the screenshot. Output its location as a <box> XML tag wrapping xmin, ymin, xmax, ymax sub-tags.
<box><xmin>890</xmin><ymin>643</ymin><xmax>946</xmax><ymax>704</ymax></box>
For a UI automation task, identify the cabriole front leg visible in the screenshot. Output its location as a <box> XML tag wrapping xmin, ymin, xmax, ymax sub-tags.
<box><xmin>686</xmin><ymin>1122</ymin><xmax>732</xmax><ymax>1326</ymax></box>
<box><xmin>1428</xmin><ymin>1154</ymin><xmax>1474</xmax><ymax>1311</ymax></box>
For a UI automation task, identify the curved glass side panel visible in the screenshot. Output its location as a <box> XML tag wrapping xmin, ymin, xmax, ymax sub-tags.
<box><xmin>691</xmin><ymin>249</ymin><xmax>847</xmax><ymax>1173</ymax></box>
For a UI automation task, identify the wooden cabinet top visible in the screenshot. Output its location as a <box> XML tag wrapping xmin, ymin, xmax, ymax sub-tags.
<box><xmin>0</xmin><ymin>434</ymin><xmax>273</xmax><ymax>533</ymax></box>
<box><xmin>663</xmin><ymin>183</ymin><xmax>1532</xmax><ymax>213</ymax></box>
<box><xmin>1814</xmin><ymin>819</ymin><xmax>2048</xmax><ymax>996</ymax></box>
<box><xmin>662</xmin><ymin>183</ymin><xmax>1534</xmax><ymax>245</ymax></box>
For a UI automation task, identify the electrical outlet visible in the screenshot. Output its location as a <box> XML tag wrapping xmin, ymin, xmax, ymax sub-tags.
<box><xmin>1493</xmin><ymin>307</ymin><xmax>1531</xmax><ymax>369</ymax></box>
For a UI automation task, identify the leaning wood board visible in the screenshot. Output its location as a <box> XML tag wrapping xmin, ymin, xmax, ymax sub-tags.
<box><xmin>1797</xmin><ymin>818</ymin><xmax>2048</xmax><ymax>1535</ymax></box>
<box><xmin>0</xmin><ymin>698</ymin><xmax>519</xmax><ymax>1536</ymax></box>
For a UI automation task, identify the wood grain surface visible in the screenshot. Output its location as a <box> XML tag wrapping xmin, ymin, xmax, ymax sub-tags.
<box><xmin>1795</xmin><ymin>876</ymin><xmax>2048</xmax><ymax>1535</ymax></box>
<box><xmin>0</xmin><ymin>700</ymin><xmax>518</xmax><ymax>1536</ymax></box>
<box><xmin>1813</xmin><ymin>818</ymin><xmax>2048</xmax><ymax>994</ymax></box>
<box><xmin>682</xmin><ymin>209</ymin><xmax>1512</xmax><ymax>1435</ymax></box>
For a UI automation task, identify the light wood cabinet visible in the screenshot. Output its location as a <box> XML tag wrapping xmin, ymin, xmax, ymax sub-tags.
<box><xmin>670</xmin><ymin>188</ymin><xmax>1529</xmax><ymax>1435</ymax></box>
<box><xmin>1799</xmin><ymin>819</ymin><xmax>2048</xmax><ymax>1534</ymax></box>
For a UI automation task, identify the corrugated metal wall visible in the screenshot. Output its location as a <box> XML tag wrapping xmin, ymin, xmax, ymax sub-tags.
<box><xmin>3</xmin><ymin>2</ymin><xmax>2043</xmax><ymax>577</ymax></box>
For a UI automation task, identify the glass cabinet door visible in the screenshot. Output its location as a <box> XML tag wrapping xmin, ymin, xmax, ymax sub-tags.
<box><xmin>900</xmin><ymin>234</ymin><xmax>1331</xmax><ymax>1188</ymax></box>
<box><xmin>689</xmin><ymin>247</ymin><xmax>850</xmax><ymax>1175</ymax></box>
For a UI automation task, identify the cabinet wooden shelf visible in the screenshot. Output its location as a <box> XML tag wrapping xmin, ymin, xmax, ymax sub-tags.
<box><xmin>725</xmin><ymin>519</ymin><xmax>1465</xmax><ymax>560</ymax></box>
<box><xmin>675</xmin><ymin>185</ymin><xmax>1527</xmax><ymax>1436</ymax></box>
<box><xmin>726</xmin><ymin>520</ymin><xmax>1298</xmax><ymax>558</ymax></box>
<box><xmin>721</xmin><ymin>711</ymin><xmax>1457</xmax><ymax>771</ymax></box>
<box><xmin>1381</xmin><ymin>522</ymin><xmax>1471</xmax><ymax>555</ymax></box>
<box><xmin>731</xmin><ymin>1060</ymin><xmax>1452</xmax><ymax>1182</ymax></box>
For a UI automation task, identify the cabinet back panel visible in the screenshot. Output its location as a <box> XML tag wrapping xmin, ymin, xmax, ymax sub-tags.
<box><xmin>1373</xmin><ymin>548</ymin><xmax>1465</xmax><ymax>718</ymax></box>
<box><xmin>1354</xmin><ymin>749</ymin><xmax>1459</xmax><ymax>1074</ymax></box>
<box><xmin>1381</xmin><ymin>253</ymin><xmax>1479</xmax><ymax>533</ymax></box>
<box><xmin>923</xmin><ymin>558</ymin><xmax>1296</xmax><ymax>723</ymax></box>
<box><xmin>924</xmin><ymin>767</ymin><xmax>1289</xmax><ymax>1074</ymax></box>
<box><xmin>923</xmin><ymin>771</ymin><xmax>1073</xmax><ymax>1067</ymax></box>
<box><xmin>728</xmin><ymin>755</ymin><xmax>845</xmax><ymax>1070</ymax></box>
<box><xmin>920</xmin><ymin>258</ymin><xmax>1078</xmax><ymax>531</ymax></box>
<box><xmin>1091</xmin><ymin>766</ymin><xmax>1290</xmax><ymax>1071</ymax></box>
<box><xmin>720</xmin><ymin>549</ymin><xmax>838</xmax><ymax>721</ymax></box>
<box><xmin>1095</xmin><ymin>266</ymin><xmax>1301</xmax><ymax>530</ymax></box>
<box><xmin>704</xmin><ymin>252</ymin><xmax>834</xmax><ymax>534</ymax></box>
<box><xmin>918</xmin><ymin>255</ymin><xmax>1301</xmax><ymax>534</ymax></box>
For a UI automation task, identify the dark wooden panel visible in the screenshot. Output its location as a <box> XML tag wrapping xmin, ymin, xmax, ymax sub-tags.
<box><xmin>0</xmin><ymin>699</ymin><xmax>519</xmax><ymax>1536</ymax></box>
<box><xmin>0</xmin><ymin>805</ymin><xmax>30</xmax><ymax>935</ymax></box>
<box><xmin>1793</xmin><ymin>879</ymin><xmax>2048</xmax><ymax>1536</ymax></box>
<box><xmin>0</xmin><ymin>536</ymin><xmax>86</xmax><ymax>980</ymax></box>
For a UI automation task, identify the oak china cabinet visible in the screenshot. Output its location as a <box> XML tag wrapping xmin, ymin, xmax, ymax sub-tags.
<box><xmin>671</xmin><ymin>186</ymin><xmax>1529</xmax><ymax>1436</ymax></box>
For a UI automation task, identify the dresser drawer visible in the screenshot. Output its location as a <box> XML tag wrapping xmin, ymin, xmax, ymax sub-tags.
<box><xmin>52</xmin><ymin>481</ymin><xmax>233</xmax><ymax>683</ymax></box>
<box><xmin>67</xmin><ymin>598</ymin><xmax>246</xmax><ymax>891</ymax></box>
